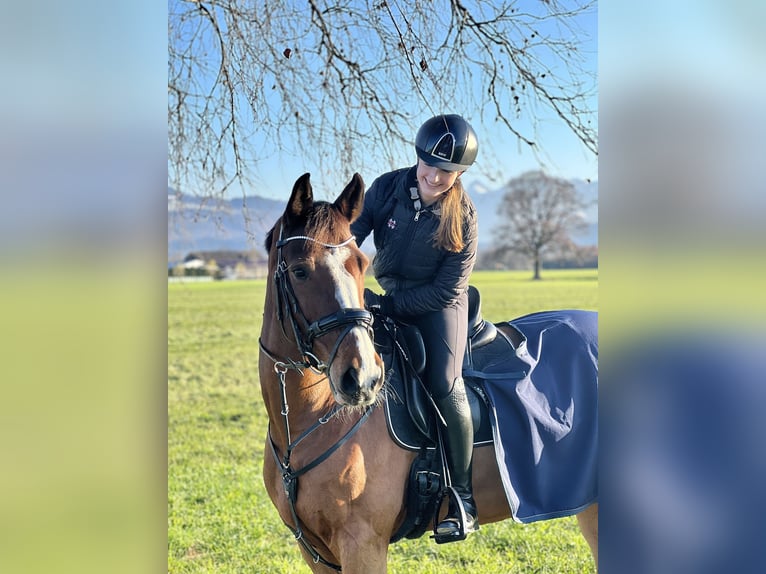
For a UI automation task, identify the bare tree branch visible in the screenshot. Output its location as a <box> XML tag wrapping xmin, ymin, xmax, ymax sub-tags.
<box><xmin>168</xmin><ymin>0</ymin><xmax>597</xmax><ymax>199</ymax></box>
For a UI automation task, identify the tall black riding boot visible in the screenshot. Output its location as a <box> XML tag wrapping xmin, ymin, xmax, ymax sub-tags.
<box><xmin>434</xmin><ymin>377</ymin><xmax>478</xmax><ymax>540</ymax></box>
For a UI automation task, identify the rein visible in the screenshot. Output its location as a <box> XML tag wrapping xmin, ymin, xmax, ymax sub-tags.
<box><xmin>260</xmin><ymin>224</ymin><xmax>377</xmax><ymax>572</ymax></box>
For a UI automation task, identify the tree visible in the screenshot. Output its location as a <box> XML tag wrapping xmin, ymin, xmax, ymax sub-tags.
<box><xmin>205</xmin><ymin>258</ymin><xmax>222</xmax><ymax>279</ymax></box>
<box><xmin>168</xmin><ymin>1</ymin><xmax>596</xmax><ymax>198</ymax></box>
<box><xmin>492</xmin><ymin>170</ymin><xmax>589</xmax><ymax>280</ymax></box>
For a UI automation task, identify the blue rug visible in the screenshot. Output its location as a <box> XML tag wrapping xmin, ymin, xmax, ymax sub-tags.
<box><xmin>469</xmin><ymin>309</ymin><xmax>598</xmax><ymax>523</ymax></box>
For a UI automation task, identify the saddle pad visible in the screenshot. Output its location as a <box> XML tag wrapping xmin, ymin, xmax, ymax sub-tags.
<box><xmin>479</xmin><ymin>309</ymin><xmax>598</xmax><ymax>523</ymax></box>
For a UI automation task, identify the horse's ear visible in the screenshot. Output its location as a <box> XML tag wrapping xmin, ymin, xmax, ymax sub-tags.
<box><xmin>284</xmin><ymin>173</ymin><xmax>314</xmax><ymax>226</ymax></box>
<box><xmin>334</xmin><ymin>173</ymin><xmax>365</xmax><ymax>223</ymax></box>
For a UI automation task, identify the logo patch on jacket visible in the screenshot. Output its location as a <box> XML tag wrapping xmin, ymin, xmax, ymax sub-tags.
<box><xmin>387</xmin><ymin>218</ymin><xmax>396</xmax><ymax>229</ymax></box>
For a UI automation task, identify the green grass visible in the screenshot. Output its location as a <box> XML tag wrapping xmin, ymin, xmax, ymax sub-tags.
<box><xmin>168</xmin><ymin>269</ymin><xmax>597</xmax><ymax>573</ymax></box>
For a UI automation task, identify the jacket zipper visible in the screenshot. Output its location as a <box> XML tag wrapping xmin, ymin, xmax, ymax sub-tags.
<box><xmin>410</xmin><ymin>187</ymin><xmax>422</xmax><ymax>221</ymax></box>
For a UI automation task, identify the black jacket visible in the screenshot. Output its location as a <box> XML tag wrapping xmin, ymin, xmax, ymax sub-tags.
<box><xmin>351</xmin><ymin>166</ymin><xmax>478</xmax><ymax>318</ymax></box>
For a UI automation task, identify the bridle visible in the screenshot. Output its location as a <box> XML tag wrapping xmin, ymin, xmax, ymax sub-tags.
<box><xmin>266</xmin><ymin>222</ymin><xmax>374</xmax><ymax>373</ymax></box>
<box><xmin>258</xmin><ymin>222</ymin><xmax>377</xmax><ymax>572</ymax></box>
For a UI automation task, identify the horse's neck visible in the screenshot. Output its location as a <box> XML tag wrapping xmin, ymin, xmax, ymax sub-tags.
<box><xmin>259</xmin><ymin>327</ymin><xmax>337</xmax><ymax>448</ymax></box>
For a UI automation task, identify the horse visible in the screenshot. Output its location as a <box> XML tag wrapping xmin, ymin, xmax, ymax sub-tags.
<box><xmin>259</xmin><ymin>173</ymin><xmax>599</xmax><ymax>573</ymax></box>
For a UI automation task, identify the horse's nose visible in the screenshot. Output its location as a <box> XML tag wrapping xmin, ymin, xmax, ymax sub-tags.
<box><xmin>337</xmin><ymin>364</ymin><xmax>382</xmax><ymax>405</ymax></box>
<box><xmin>338</xmin><ymin>368</ymin><xmax>361</xmax><ymax>398</ymax></box>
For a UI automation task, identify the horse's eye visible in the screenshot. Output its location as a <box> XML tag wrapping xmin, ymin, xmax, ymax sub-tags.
<box><xmin>292</xmin><ymin>266</ymin><xmax>309</xmax><ymax>280</ymax></box>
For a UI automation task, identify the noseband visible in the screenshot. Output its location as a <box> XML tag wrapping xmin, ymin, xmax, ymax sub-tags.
<box><xmin>267</xmin><ymin>223</ymin><xmax>374</xmax><ymax>373</ymax></box>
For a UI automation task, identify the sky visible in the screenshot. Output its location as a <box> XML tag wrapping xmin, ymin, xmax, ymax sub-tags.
<box><xmin>247</xmin><ymin>112</ymin><xmax>598</xmax><ymax>200</ymax></box>
<box><xmin>169</xmin><ymin>0</ymin><xmax>599</xmax><ymax>201</ymax></box>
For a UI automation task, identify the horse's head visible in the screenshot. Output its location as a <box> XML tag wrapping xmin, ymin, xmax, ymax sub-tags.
<box><xmin>263</xmin><ymin>173</ymin><xmax>385</xmax><ymax>407</ymax></box>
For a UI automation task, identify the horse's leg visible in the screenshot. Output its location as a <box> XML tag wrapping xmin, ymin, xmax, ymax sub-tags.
<box><xmin>295</xmin><ymin>533</ymin><xmax>388</xmax><ymax>574</ymax></box>
<box><xmin>296</xmin><ymin>545</ymin><xmax>341</xmax><ymax>574</ymax></box>
<box><xmin>576</xmin><ymin>502</ymin><xmax>599</xmax><ymax>570</ymax></box>
<box><xmin>333</xmin><ymin>524</ymin><xmax>389</xmax><ymax>574</ymax></box>
<box><xmin>294</xmin><ymin>536</ymin><xmax>387</xmax><ymax>574</ymax></box>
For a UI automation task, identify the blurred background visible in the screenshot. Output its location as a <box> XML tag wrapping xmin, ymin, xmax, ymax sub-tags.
<box><xmin>600</xmin><ymin>2</ymin><xmax>766</xmax><ymax>572</ymax></box>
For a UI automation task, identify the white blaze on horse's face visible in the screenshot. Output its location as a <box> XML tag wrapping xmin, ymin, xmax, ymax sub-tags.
<box><xmin>323</xmin><ymin>247</ymin><xmax>359</xmax><ymax>308</ymax></box>
<box><xmin>323</xmin><ymin>246</ymin><xmax>381</xmax><ymax>404</ymax></box>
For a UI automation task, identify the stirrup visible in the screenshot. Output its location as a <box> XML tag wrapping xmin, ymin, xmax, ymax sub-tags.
<box><xmin>431</xmin><ymin>486</ymin><xmax>478</xmax><ymax>544</ymax></box>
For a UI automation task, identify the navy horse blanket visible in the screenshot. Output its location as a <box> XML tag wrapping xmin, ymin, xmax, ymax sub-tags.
<box><xmin>381</xmin><ymin>306</ymin><xmax>598</xmax><ymax>532</ymax></box>
<box><xmin>473</xmin><ymin>309</ymin><xmax>598</xmax><ymax>523</ymax></box>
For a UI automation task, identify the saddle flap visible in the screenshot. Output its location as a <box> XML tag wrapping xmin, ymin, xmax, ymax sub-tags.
<box><xmin>400</xmin><ymin>324</ymin><xmax>426</xmax><ymax>375</ymax></box>
<box><xmin>385</xmin><ymin>323</ymin><xmax>430</xmax><ymax>435</ymax></box>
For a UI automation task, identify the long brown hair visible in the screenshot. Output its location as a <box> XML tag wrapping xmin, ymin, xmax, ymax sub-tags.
<box><xmin>433</xmin><ymin>178</ymin><xmax>470</xmax><ymax>253</ymax></box>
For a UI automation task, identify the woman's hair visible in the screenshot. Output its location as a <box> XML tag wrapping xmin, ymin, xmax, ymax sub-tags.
<box><xmin>433</xmin><ymin>178</ymin><xmax>469</xmax><ymax>253</ymax></box>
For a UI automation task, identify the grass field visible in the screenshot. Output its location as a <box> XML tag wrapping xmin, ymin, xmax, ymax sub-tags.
<box><xmin>168</xmin><ymin>269</ymin><xmax>597</xmax><ymax>573</ymax></box>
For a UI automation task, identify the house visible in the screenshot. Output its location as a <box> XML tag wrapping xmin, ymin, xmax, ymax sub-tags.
<box><xmin>169</xmin><ymin>249</ymin><xmax>268</xmax><ymax>280</ymax></box>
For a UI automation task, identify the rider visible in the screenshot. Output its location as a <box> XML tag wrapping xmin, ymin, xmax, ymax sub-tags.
<box><xmin>350</xmin><ymin>114</ymin><xmax>480</xmax><ymax>539</ymax></box>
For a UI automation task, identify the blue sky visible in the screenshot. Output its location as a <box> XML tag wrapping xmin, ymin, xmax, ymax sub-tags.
<box><xmin>169</xmin><ymin>1</ymin><xmax>598</xmax><ymax>201</ymax></box>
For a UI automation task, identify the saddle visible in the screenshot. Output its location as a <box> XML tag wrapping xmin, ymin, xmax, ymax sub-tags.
<box><xmin>372</xmin><ymin>286</ymin><xmax>524</xmax><ymax>542</ymax></box>
<box><xmin>377</xmin><ymin>286</ymin><xmax>509</xmax><ymax>448</ymax></box>
<box><xmin>374</xmin><ymin>288</ymin><xmax>599</xmax><ymax>542</ymax></box>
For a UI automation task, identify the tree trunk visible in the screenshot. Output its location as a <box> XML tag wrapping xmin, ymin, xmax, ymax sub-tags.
<box><xmin>533</xmin><ymin>254</ymin><xmax>542</xmax><ymax>280</ymax></box>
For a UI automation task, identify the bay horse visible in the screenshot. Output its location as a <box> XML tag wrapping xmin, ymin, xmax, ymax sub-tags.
<box><xmin>259</xmin><ymin>173</ymin><xmax>598</xmax><ymax>573</ymax></box>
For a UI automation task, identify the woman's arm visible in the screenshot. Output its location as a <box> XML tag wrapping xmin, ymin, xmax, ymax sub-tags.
<box><xmin>390</xmin><ymin>210</ymin><xmax>478</xmax><ymax>317</ymax></box>
<box><xmin>349</xmin><ymin>180</ymin><xmax>376</xmax><ymax>248</ymax></box>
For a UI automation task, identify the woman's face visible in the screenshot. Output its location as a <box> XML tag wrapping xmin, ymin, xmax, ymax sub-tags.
<box><xmin>416</xmin><ymin>159</ymin><xmax>461</xmax><ymax>204</ymax></box>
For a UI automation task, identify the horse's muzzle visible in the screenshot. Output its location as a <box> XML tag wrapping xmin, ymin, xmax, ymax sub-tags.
<box><xmin>331</xmin><ymin>361</ymin><xmax>384</xmax><ymax>407</ymax></box>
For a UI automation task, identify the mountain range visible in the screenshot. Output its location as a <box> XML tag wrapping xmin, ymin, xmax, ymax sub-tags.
<box><xmin>168</xmin><ymin>179</ymin><xmax>597</xmax><ymax>263</ymax></box>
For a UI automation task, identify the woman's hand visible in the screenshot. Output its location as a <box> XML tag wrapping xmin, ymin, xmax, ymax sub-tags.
<box><xmin>363</xmin><ymin>288</ymin><xmax>394</xmax><ymax>315</ymax></box>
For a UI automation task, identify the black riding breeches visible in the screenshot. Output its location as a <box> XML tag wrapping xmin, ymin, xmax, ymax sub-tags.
<box><xmin>410</xmin><ymin>291</ymin><xmax>468</xmax><ymax>400</ymax></box>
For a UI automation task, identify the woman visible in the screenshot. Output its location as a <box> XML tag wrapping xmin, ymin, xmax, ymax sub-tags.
<box><xmin>351</xmin><ymin>114</ymin><xmax>480</xmax><ymax>540</ymax></box>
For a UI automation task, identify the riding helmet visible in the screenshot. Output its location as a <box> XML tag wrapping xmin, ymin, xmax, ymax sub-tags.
<box><xmin>415</xmin><ymin>114</ymin><xmax>479</xmax><ymax>172</ymax></box>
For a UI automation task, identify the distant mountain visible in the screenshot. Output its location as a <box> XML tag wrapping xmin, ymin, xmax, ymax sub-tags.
<box><xmin>168</xmin><ymin>177</ymin><xmax>598</xmax><ymax>261</ymax></box>
<box><xmin>168</xmin><ymin>187</ymin><xmax>285</xmax><ymax>263</ymax></box>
